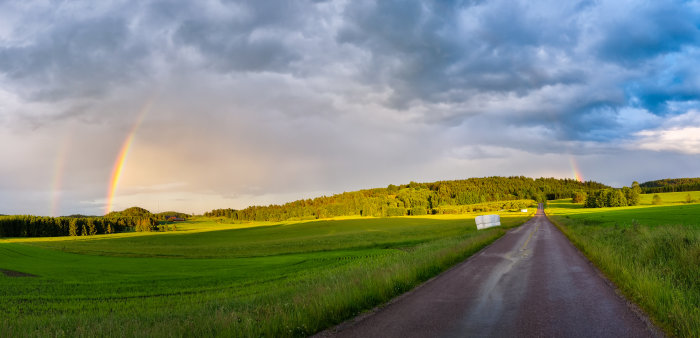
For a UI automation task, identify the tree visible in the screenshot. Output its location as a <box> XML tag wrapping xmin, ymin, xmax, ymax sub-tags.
<box><xmin>606</xmin><ymin>189</ymin><xmax>627</xmax><ymax>207</ymax></box>
<box><xmin>585</xmin><ymin>190</ymin><xmax>606</xmax><ymax>208</ymax></box>
<box><xmin>624</xmin><ymin>186</ymin><xmax>640</xmax><ymax>206</ymax></box>
<box><xmin>69</xmin><ymin>219</ymin><xmax>78</xmax><ymax>236</ymax></box>
<box><xmin>652</xmin><ymin>194</ymin><xmax>663</xmax><ymax>205</ymax></box>
<box><xmin>572</xmin><ymin>191</ymin><xmax>587</xmax><ymax>203</ymax></box>
<box><xmin>631</xmin><ymin>181</ymin><xmax>641</xmax><ymax>193</ymax></box>
<box><xmin>87</xmin><ymin>219</ymin><xmax>97</xmax><ymax>236</ymax></box>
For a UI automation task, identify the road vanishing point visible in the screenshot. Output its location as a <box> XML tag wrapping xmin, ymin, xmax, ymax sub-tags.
<box><xmin>318</xmin><ymin>204</ymin><xmax>661</xmax><ymax>338</ymax></box>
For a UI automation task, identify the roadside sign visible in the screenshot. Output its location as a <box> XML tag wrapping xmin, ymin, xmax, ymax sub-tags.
<box><xmin>475</xmin><ymin>214</ymin><xmax>501</xmax><ymax>230</ymax></box>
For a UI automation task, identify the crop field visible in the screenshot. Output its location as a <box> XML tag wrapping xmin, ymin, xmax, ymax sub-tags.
<box><xmin>0</xmin><ymin>212</ymin><xmax>531</xmax><ymax>337</ymax></box>
<box><xmin>547</xmin><ymin>193</ymin><xmax>700</xmax><ymax>337</ymax></box>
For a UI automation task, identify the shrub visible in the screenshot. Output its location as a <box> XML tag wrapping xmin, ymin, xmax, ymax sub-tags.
<box><xmin>385</xmin><ymin>207</ymin><xmax>406</xmax><ymax>217</ymax></box>
<box><xmin>606</xmin><ymin>189</ymin><xmax>627</xmax><ymax>207</ymax></box>
<box><xmin>572</xmin><ymin>191</ymin><xmax>587</xmax><ymax>204</ymax></box>
<box><xmin>409</xmin><ymin>207</ymin><xmax>428</xmax><ymax>216</ymax></box>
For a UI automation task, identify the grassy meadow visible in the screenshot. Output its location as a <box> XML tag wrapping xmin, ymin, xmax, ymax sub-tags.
<box><xmin>1</xmin><ymin>211</ymin><xmax>532</xmax><ymax>337</ymax></box>
<box><xmin>547</xmin><ymin>192</ymin><xmax>700</xmax><ymax>337</ymax></box>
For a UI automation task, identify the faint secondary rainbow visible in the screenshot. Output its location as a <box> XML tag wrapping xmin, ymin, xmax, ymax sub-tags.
<box><xmin>104</xmin><ymin>99</ymin><xmax>153</xmax><ymax>215</ymax></box>
<box><xmin>50</xmin><ymin>136</ymin><xmax>71</xmax><ymax>217</ymax></box>
<box><xmin>569</xmin><ymin>156</ymin><xmax>584</xmax><ymax>183</ymax></box>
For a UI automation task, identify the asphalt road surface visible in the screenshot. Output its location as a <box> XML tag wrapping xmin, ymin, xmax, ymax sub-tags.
<box><xmin>318</xmin><ymin>204</ymin><xmax>659</xmax><ymax>338</ymax></box>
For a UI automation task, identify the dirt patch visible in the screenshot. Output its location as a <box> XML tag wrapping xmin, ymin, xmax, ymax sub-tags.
<box><xmin>0</xmin><ymin>269</ymin><xmax>37</xmax><ymax>277</ymax></box>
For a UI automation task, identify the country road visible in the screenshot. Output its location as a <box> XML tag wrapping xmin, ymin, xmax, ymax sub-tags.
<box><xmin>317</xmin><ymin>204</ymin><xmax>660</xmax><ymax>338</ymax></box>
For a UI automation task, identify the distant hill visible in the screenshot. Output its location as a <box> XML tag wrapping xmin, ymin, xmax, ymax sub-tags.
<box><xmin>206</xmin><ymin>176</ymin><xmax>610</xmax><ymax>222</ymax></box>
<box><xmin>65</xmin><ymin>214</ymin><xmax>97</xmax><ymax>218</ymax></box>
<box><xmin>639</xmin><ymin>177</ymin><xmax>700</xmax><ymax>193</ymax></box>
<box><xmin>106</xmin><ymin>207</ymin><xmax>192</xmax><ymax>221</ymax></box>
<box><xmin>156</xmin><ymin>211</ymin><xmax>191</xmax><ymax>220</ymax></box>
<box><xmin>105</xmin><ymin>206</ymin><xmax>153</xmax><ymax>218</ymax></box>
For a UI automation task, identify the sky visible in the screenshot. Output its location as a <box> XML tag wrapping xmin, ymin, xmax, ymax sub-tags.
<box><xmin>1</xmin><ymin>0</ymin><xmax>699</xmax><ymax>216</ymax></box>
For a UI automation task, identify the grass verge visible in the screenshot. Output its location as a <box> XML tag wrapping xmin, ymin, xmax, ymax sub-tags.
<box><xmin>547</xmin><ymin>200</ymin><xmax>699</xmax><ymax>337</ymax></box>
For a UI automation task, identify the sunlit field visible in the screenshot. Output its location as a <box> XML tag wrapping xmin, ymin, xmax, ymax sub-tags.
<box><xmin>1</xmin><ymin>211</ymin><xmax>532</xmax><ymax>337</ymax></box>
<box><xmin>547</xmin><ymin>193</ymin><xmax>700</xmax><ymax>337</ymax></box>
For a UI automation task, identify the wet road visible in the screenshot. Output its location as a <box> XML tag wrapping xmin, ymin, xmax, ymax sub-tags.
<box><xmin>317</xmin><ymin>204</ymin><xmax>659</xmax><ymax>338</ymax></box>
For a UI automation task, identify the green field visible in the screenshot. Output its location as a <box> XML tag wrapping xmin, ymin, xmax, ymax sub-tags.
<box><xmin>547</xmin><ymin>193</ymin><xmax>700</xmax><ymax>337</ymax></box>
<box><xmin>638</xmin><ymin>191</ymin><xmax>700</xmax><ymax>205</ymax></box>
<box><xmin>0</xmin><ymin>212</ymin><xmax>532</xmax><ymax>337</ymax></box>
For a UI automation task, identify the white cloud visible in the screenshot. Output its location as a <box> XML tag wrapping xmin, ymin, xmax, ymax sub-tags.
<box><xmin>633</xmin><ymin>110</ymin><xmax>700</xmax><ymax>154</ymax></box>
<box><xmin>635</xmin><ymin>127</ymin><xmax>700</xmax><ymax>154</ymax></box>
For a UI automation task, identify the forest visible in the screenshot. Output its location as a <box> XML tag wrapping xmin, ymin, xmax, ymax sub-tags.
<box><xmin>205</xmin><ymin>176</ymin><xmax>609</xmax><ymax>221</ymax></box>
<box><xmin>0</xmin><ymin>215</ymin><xmax>157</xmax><ymax>238</ymax></box>
<box><xmin>582</xmin><ymin>186</ymin><xmax>641</xmax><ymax>208</ymax></box>
<box><xmin>0</xmin><ymin>207</ymin><xmax>190</xmax><ymax>238</ymax></box>
<box><xmin>639</xmin><ymin>177</ymin><xmax>700</xmax><ymax>193</ymax></box>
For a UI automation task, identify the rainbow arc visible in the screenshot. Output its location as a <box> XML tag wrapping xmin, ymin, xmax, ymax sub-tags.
<box><xmin>569</xmin><ymin>156</ymin><xmax>584</xmax><ymax>183</ymax></box>
<box><xmin>50</xmin><ymin>135</ymin><xmax>71</xmax><ymax>217</ymax></box>
<box><xmin>104</xmin><ymin>99</ymin><xmax>153</xmax><ymax>215</ymax></box>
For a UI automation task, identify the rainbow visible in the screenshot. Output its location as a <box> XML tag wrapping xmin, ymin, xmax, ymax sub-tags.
<box><xmin>104</xmin><ymin>100</ymin><xmax>153</xmax><ymax>215</ymax></box>
<box><xmin>569</xmin><ymin>156</ymin><xmax>584</xmax><ymax>183</ymax></box>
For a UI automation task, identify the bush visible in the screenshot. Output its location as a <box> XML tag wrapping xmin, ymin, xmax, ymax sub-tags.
<box><xmin>572</xmin><ymin>191</ymin><xmax>587</xmax><ymax>204</ymax></box>
<box><xmin>385</xmin><ymin>207</ymin><xmax>406</xmax><ymax>217</ymax></box>
<box><xmin>409</xmin><ymin>207</ymin><xmax>427</xmax><ymax>216</ymax></box>
<box><xmin>606</xmin><ymin>189</ymin><xmax>627</xmax><ymax>207</ymax></box>
<box><xmin>585</xmin><ymin>190</ymin><xmax>607</xmax><ymax>208</ymax></box>
<box><xmin>652</xmin><ymin>194</ymin><xmax>663</xmax><ymax>205</ymax></box>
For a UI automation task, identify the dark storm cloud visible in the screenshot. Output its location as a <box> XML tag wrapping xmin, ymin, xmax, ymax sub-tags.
<box><xmin>0</xmin><ymin>0</ymin><xmax>698</xmax><ymax>136</ymax></box>
<box><xmin>0</xmin><ymin>11</ymin><xmax>150</xmax><ymax>101</ymax></box>
<box><xmin>337</xmin><ymin>1</ymin><xmax>585</xmax><ymax>107</ymax></box>
<box><xmin>2</xmin><ymin>0</ymin><xmax>700</xmax><ymax>215</ymax></box>
<box><xmin>2</xmin><ymin>0</ymin><xmax>695</xmax><ymax>133</ymax></box>
<box><xmin>337</xmin><ymin>0</ymin><xmax>700</xmax><ymax>142</ymax></box>
<box><xmin>168</xmin><ymin>1</ymin><xmax>313</xmax><ymax>73</ymax></box>
<box><xmin>593</xmin><ymin>2</ymin><xmax>700</xmax><ymax>64</ymax></box>
<box><xmin>623</xmin><ymin>48</ymin><xmax>700</xmax><ymax>113</ymax></box>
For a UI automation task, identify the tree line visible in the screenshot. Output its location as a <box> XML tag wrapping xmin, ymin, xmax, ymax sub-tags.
<box><xmin>580</xmin><ymin>182</ymin><xmax>642</xmax><ymax>208</ymax></box>
<box><xmin>0</xmin><ymin>206</ymin><xmax>191</xmax><ymax>238</ymax></box>
<box><xmin>205</xmin><ymin>176</ymin><xmax>609</xmax><ymax>222</ymax></box>
<box><xmin>639</xmin><ymin>177</ymin><xmax>700</xmax><ymax>193</ymax></box>
<box><xmin>0</xmin><ymin>215</ymin><xmax>157</xmax><ymax>238</ymax></box>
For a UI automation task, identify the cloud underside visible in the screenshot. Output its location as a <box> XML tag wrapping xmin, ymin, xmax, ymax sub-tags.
<box><xmin>633</xmin><ymin>110</ymin><xmax>700</xmax><ymax>154</ymax></box>
<box><xmin>0</xmin><ymin>0</ymin><xmax>699</xmax><ymax>215</ymax></box>
<box><xmin>636</xmin><ymin>127</ymin><xmax>700</xmax><ymax>154</ymax></box>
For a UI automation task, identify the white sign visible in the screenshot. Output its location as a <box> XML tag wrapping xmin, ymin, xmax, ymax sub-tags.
<box><xmin>475</xmin><ymin>214</ymin><xmax>501</xmax><ymax>230</ymax></box>
<box><xmin>521</xmin><ymin>209</ymin><xmax>528</xmax><ymax>213</ymax></box>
